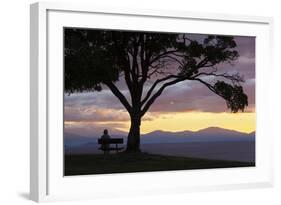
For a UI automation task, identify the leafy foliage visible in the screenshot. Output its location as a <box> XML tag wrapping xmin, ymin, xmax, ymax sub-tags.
<box><xmin>64</xmin><ymin>28</ymin><xmax>248</xmax><ymax>114</ymax></box>
<box><xmin>214</xmin><ymin>81</ymin><xmax>248</xmax><ymax>113</ymax></box>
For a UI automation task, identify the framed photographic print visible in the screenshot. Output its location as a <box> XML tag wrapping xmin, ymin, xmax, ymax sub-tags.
<box><xmin>30</xmin><ymin>2</ymin><xmax>274</xmax><ymax>202</ymax></box>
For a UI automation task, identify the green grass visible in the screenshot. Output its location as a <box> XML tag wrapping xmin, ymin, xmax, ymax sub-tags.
<box><xmin>64</xmin><ymin>152</ymin><xmax>255</xmax><ymax>176</ymax></box>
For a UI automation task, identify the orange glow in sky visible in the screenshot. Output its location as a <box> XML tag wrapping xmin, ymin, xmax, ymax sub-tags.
<box><xmin>114</xmin><ymin>111</ymin><xmax>255</xmax><ymax>134</ymax></box>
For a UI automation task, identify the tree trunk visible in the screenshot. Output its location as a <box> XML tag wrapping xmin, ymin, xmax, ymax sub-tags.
<box><xmin>126</xmin><ymin>116</ymin><xmax>141</xmax><ymax>152</ymax></box>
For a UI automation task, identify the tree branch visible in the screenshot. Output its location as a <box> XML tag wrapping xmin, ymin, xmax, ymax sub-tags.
<box><xmin>104</xmin><ymin>82</ymin><xmax>132</xmax><ymax>114</ymax></box>
<box><xmin>141</xmin><ymin>76</ymin><xmax>189</xmax><ymax>116</ymax></box>
<box><xmin>141</xmin><ymin>75</ymin><xmax>180</xmax><ymax>106</ymax></box>
<box><xmin>149</xmin><ymin>49</ymin><xmax>179</xmax><ymax>65</ymax></box>
<box><xmin>192</xmin><ymin>72</ymin><xmax>244</xmax><ymax>83</ymax></box>
<box><xmin>191</xmin><ymin>78</ymin><xmax>228</xmax><ymax>100</ymax></box>
<box><xmin>123</xmin><ymin>62</ymin><xmax>134</xmax><ymax>94</ymax></box>
<box><xmin>191</xmin><ymin>78</ymin><xmax>217</xmax><ymax>93</ymax></box>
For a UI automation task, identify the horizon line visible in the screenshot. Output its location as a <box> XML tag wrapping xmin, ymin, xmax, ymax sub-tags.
<box><xmin>65</xmin><ymin>126</ymin><xmax>256</xmax><ymax>136</ymax></box>
<box><xmin>120</xmin><ymin>126</ymin><xmax>256</xmax><ymax>135</ymax></box>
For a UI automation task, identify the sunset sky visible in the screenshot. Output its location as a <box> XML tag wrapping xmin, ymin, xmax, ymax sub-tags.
<box><xmin>64</xmin><ymin>34</ymin><xmax>255</xmax><ymax>137</ymax></box>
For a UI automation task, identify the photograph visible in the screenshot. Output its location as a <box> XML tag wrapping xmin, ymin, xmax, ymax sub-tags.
<box><xmin>63</xmin><ymin>28</ymin><xmax>255</xmax><ymax>176</ymax></box>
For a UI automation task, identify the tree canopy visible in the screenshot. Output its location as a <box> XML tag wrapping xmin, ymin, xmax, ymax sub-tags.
<box><xmin>64</xmin><ymin>28</ymin><xmax>248</xmax><ymax>152</ymax></box>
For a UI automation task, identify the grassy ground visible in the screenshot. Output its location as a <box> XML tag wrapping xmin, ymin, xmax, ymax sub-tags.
<box><xmin>64</xmin><ymin>152</ymin><xmax>255</xmax><ymax>176</ymax></box>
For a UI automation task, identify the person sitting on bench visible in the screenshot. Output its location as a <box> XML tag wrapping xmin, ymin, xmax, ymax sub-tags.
<box><xmin>98</xmin><ymin>131</ymin><xmax>124</xmax><ymax>154</ymax></box>
<box><xmin>100</xmin><ymin>129</ymin><xmax>111</xmax><ymax>153</ymax></box>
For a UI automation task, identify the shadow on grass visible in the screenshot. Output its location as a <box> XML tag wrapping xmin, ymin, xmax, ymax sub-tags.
<box><xmin>64</xmin><ymin>152</ymin><xmax>255</xmax><ymax>176</ymax></box>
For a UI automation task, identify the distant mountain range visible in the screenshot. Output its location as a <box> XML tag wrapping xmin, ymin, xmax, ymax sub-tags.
<box><xmin>140</xmin><ymin>127</ymin><xmax>254</xmax><ymax>144</ymax></box>
<box><xmin>64</xmin><ymin>127</ymin><xmax>255</xmax><ymax>147</ymax></box>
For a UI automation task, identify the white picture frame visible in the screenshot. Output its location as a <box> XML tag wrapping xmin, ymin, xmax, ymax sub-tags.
<box><xmin>30</xmin><ymin>1</ymin><xmax>274</xmax><ymax>202</ymax></box>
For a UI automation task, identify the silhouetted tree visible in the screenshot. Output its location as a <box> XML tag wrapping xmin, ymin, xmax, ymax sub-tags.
<box><xmin>64</xmin><ymin>29</ymin><xmax>248</xmax><ymax>152</ymax></box>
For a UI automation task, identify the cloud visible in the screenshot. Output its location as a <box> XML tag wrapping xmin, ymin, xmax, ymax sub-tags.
<box><xmin>141</xmin><ymin>79</ymin><xmax>255</xmax><ymax>113</ymax></box>
<box><xmin>64</xmin><ymin>106</ymin><xmax>130</xmax><ymax>122</ymax></box>
<box><xmin>64</xmin><ymin>105</ymin><xmax>155</xmax><ymax>123</ymax></box>
<box><xmin>64</xmin><ymin>121</ymin><xmax>128</xmax><ymax>136</ymax></box>
<box><xmin>64</xmin><ymin>90</ymin><xmax>130</xmax><ymax>110</ymax></box>
<box><xmin>235</xmin><ymin>36</ymin><xmax>255</xmax><ymax>59</ymax></box>
<box><xmin>64</xmin><ymin>74</ymin><xmax>255</xmax><ymax>116</ymax></box>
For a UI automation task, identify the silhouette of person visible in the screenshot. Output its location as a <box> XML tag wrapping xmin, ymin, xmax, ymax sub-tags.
<box><xmin>101</xmin><ymin>129</ymin><xmax>111</xmax><ymax>153</ymax></box>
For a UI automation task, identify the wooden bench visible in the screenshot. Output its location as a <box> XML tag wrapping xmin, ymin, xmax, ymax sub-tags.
<box><xmin>98</xmin><ymin>138</ymin><xmax>124</xmax><ymax>154</ymax></box>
